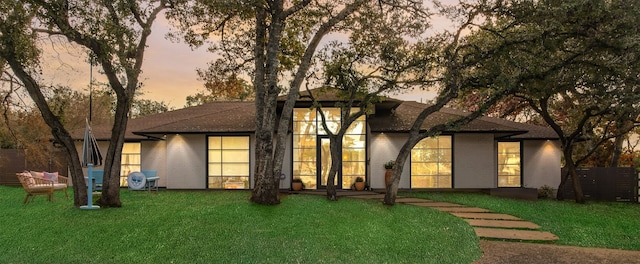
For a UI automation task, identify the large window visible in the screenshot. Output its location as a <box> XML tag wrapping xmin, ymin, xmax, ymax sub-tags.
<box><xmin>208</xmin><ymin>136</ymin><xmax>250</xmax><ymax>189</ymax></box>
<box><xmin>411</xmin><ymin>136</ymin><xmax>452</xmax><ymax>188</ymax></box>
<box><xmin>121</xmin><ymin>142</ymin><xmax>141</xmax><ymax>186</ymax></box>
<box><xmin>498</xmin><ymin>142</ymin><xmax>521</xmax><ymax>187</ymax></box>
<box><xmin>292</xmin><ymin>108</ymin><xmax>366</xmax><ymax>189</ymax></box>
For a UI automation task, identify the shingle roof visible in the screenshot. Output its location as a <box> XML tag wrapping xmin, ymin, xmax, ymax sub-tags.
<box><xmin>78</xmin><ymin>101</ymin><xmax>255</xmax><ymax>140</ymax></box>
<box><xmin>368</xmin><ymin>101</ymin><xmax>558</xmax><ymax>139</ymax></box>
<box><xmin>79</xmin><ymin>97</ymin><xmax>557</xmax><ymax>141</ymax></box>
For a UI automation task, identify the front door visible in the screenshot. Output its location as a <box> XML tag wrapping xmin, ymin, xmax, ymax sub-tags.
<box><xmin>317</xmin><ymin>137</ymin><xmax>340</xmax><ymax>189</ymax></box>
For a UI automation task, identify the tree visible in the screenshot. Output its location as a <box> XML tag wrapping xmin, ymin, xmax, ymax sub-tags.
<box><xmin>185</xmin><ymin>62</ymin><xmax>254</xmax><ymax>107</ymax></box>
<box><xmin>0</xmin><ymin>1</ymin><xmax>92</xmax><ymax>206</ymax></box>
<box><xmin>185</xmin><ymin>73</ymin><xmax>254</xmax><ymax>106</ymax></box>
<box><xmin>381</xmin><ymin>0</ymin><xmax>544</xmax><ymax>205</ymax></box>
<box><xmin>0</xmin><ymin>0</ymin><xmax>171</xmax><ymax>207</ymax></box>
<box><xmin>169</xmin><ymin>0</ymin><xmax>430</xmax><ymax>205</ymax></box>
<box><xmin>454</xmin><ymin>0</ymin><xmax>640</xmax><ymax>203</ymax></box>
<box><xmin>307</xmin><ymin>3</ymin><xmax>443</xmax><ymax>200</ymax></box>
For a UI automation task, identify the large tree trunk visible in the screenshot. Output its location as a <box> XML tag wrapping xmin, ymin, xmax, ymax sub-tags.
<box><xmin>7</xmin><ymin>58</ymin><xmax>88</xmax><ymax>207</ymax></box>
<box><xmin>251</xmin><ymin>124</ymin><xmax>281</xmax><ymax>205</ymax></box>
<box><xmin>97</xmin><ymin>94</ymin><xmax>131</xmax><ymax>207</ymax></box>
<box><xmin>250</xmin><ymin>3</ymin><xmax>286</xmax><ymax>205</ymax></box>
<box><xmin>383</xmin><ymin>137</ymin><xmax>415</xmax><ymax>205</ymax></box>
<box><xmin>555</xmin><ymin>168</ymin><xmax>571</xmax><ymax>201</ymax></box>
<box><xmin>556</xmin><ymin>147</ymin><xmax>585</xmax><ymax>203</ymax></box>
<box><xmin>326</xmin><ymin>137</ymin><xmax>341</xmax><ymax>201</ymax></box>
<box><xmin>609</xmin><ymin>134</ymin><xmax>624</xmax><ymax>167</ymax></box>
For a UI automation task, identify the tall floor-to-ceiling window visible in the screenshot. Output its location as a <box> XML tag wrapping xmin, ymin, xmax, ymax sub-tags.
<box><xmin>207</xmin><ymin>136</ymin><xmax>250</xmax><ymax>189</ymax></box>
<box><xmin>498</xmin><ymin>142</ymin><xmax>521</xmax><ymax>187</ymax></box>
<box><xmin>292</xmin><ymin>108</ymin><xmax>366</xmax><ymax>189</ymax></box>
<box><xmin>411</xmin><ymin>136</ymin><xmax>452</xmax><ymax>188</ymax></box>
<box><xmin>121</xmin><ymin>142</ymin><xmax>141</xmax><ymax>186</ymax></box>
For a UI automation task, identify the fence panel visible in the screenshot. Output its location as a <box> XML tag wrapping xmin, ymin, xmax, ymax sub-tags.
<box><xmin>561</xmin><ymin>167</ymin><xmax>638</xmax><ymax>202</ymax></box>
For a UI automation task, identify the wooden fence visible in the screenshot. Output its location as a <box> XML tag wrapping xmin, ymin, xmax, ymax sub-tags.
<box><xmin>561</xmin><ymin>167</ymin><xmax>638</xmax><ymax>202</ymax></box>
<box><xmin>0</xmin><ymin>149</ymin><xmax>68</xmax><ymax>187</ymax></box>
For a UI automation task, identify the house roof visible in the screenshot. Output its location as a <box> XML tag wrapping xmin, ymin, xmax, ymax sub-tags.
<box><xmin>74</xmin><ymin>101</ymin><xmax>255</xmax><ymax>141</ymax></box>
<box><xmin>369</xmin><ymin>101</ymin><xmax>558</xmax><ymax>139</ymax></box>
<box><xmin>78</xmin><ymin>96</ymin><xmax>557</xmax><ymax>141</ymax></box>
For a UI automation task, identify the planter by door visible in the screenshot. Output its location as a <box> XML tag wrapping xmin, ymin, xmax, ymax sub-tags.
<box><xmin>384</xmin><ymin>169</ymin><xmax>392</xmax><ymax>187</ymax></box>
<box><xmin>354</xmin><ymin>181</ymin><xmax>365</xmax><ymax>191</ymax></box>
<box><xmin>292</xmin><ymin>182</ymin><xmax>303</xmax><ymax>191</ymax></box>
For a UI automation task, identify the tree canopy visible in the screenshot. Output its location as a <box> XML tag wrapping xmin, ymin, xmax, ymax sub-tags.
<box><xmin>0</xmin><ymin>0</ymin><xmax>172</xmax><ymax>207</ymax></box>
<box><xmin>457</xmin><ymin>0</ymin><xmax>640</xmax><ymax>202</ymax></box>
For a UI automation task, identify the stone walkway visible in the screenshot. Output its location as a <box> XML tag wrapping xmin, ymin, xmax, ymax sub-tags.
<box><xmin>295</xmin><ymin>190</ymin><xmax>640</xmax><ymax>263</ymax></box>
<box><xmin>336</xmin><ymin>191</ymin><xmax>558</xmax><ymax>242</ymax></box>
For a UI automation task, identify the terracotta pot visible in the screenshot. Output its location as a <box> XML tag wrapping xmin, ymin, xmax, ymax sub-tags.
<box><xmin>355</xmin><ymin>181</ymin><xmax>365</xmax><ymax>191</ymax></box>
<box><xmin>384</xmin><ymin>169</ymin><xmax>392</xmax><ymax>187</ymax></box>
<box><xmin>292</xmin><ymin>182</ymin><xmax>303</xmax><ymax>191</ymax></box>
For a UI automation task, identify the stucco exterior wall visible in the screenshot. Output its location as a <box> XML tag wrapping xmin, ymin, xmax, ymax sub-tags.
<box><xmin>453</xmin><ymin>133</ymin><xmax>496</xmax><ymax>188</ymax></box>
<box><xmin>165</xmin><ymin>134</ymin><xmax>206</xmax><ymax>189</ymax></box>
<box><xmin>523</xmin><ymin>140</ymin><xmax>561</xmax><ymax>189</ymax></box>
<box><xmin>369</xmin><ymin>133</ymin><xmax>411</xmax><ymax>189</ymax></box>
<box><xmin>141</xmin><ymin>140</ymin><xmax>167</xmax><ymax>187</ymax></box>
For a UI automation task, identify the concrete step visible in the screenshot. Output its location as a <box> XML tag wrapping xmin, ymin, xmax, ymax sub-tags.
<box><xmin>465</xmin><ymin>219</ymin><xmax>540</xmax><ymax>229</ymax></box>
<box><xmin>474</xmin><ymin>227</ymin><xmax>559</xmax><ymax>241</ymax></box>
<box><xmin>451</xmin><ymin>213</ymin><xmax>522</xmax><ymax>221</ymax></box>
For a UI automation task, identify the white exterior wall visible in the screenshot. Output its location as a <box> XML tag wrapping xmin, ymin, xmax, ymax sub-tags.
<box><xmin>523</xmin><ymin>140</ymin><xmax>561</xmax><ymax>189</ymax></box>
<box><xmin>165</xmin><ymin>134</ymin><xmax>206</xmax><ymax>189</ymax></box>
<box><xmin>141</xmin><ymin>140</ymin><xmax>167</xmax><ymax>187</ymax></box>
<box><xmin>453</xmin><ymin>134</ymin><xmax>496</xmax><ymax>188</ymax></box>
<box><xmin>369</xmin><ymin>133</ymin><xmax>411</xmax><ymax>189</ymax></box>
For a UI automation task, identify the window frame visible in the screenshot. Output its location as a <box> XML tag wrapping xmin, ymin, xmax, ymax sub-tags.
<box><xmin>497</xmin><ymin>141</ymin><xmax>523</xmax><ymax>188</ymax></box>
<box><xmin>120</xmin><ymin>142</ymin><xmax>141</xmax><ymax>187</ymax></box>
<box><xmin>410</xmin><ymin>135</ymin><xmax>453</xmax><ymax>189</ymax></box>
<box><xmin>207</xmin><ymin>135</ymin><xmax>251</xmax><ymax>189</ymax></box>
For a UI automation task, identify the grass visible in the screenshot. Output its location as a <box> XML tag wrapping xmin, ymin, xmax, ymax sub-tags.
<box><xmin>0</xmin><ymin>186</ymin><xmax>480</xmax><ymax>264</ymax></box>
<box><xmin>402</xmin><ymin>191</ymin><xmax>640</xmax><ymax>250</ymax></box>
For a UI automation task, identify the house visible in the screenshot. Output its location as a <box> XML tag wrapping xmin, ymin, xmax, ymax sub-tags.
<box><xmin>75</xmin><ymin>91</ymin><xmax>561</xmax><ymax>191</ymax></box>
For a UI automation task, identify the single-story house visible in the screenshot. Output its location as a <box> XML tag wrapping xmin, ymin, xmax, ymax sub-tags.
<box><xmin>75</xmin><ymin>90</ymin><xmax>561</xmax><ymax>191</ymax></box>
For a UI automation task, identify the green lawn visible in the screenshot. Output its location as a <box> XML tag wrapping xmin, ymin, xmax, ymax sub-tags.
<box><xmin>0</xmin><ymin>186</ymin><xmax>480</xmax><ymax>264</ymax></box>
<box><xmin>402</xmin><ymin>191</ymin><xmax>640</xmax><ymax>250</ymax></box>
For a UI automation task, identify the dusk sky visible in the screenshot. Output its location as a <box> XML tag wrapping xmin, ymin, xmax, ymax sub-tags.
<box><xmin>40</xmin><ymin>6</ymin><xmax>449</xmax><ymax>109</ymax></box>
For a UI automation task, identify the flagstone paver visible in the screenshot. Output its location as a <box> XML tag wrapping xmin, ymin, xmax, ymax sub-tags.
<box><xmin>474</xmin><ymin>227</ymin><xmax>559</xmax><ymax>241</ymax></box>
<box><xmin>433</xmin><ymin>207</ymin><xmax>492</xmax><ymax>213</ymax></box>
<box><xmin>394</xmin><ymin>197</ymin><xmax>433</xmax><ymax>203</ymax></box>
<box><xmin>340</xmin><ymin>192</ymin><xmax>558</xmax><ymax>242</ymax></box>
<box><xmin>451</xmin><ymin>212</ymin><xmax>522</xmax><ymax>220</ymax></box>
<box><xmin>405</xmin><ymin>202</ymin><xmax>463</xmax><ymax>207</ymax></box>
<box><xmin>465</xmin><ymin>219</ymin><xmax>541</xmax><ymax>229</ymax></box>
<box><xmin>347</xmin><ymin>194</ymin><xmax>387</xmax><ymax>199</ymax></box>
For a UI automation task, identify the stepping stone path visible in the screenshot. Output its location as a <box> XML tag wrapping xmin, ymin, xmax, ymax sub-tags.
<box><xmin>345</xmin><ymin>192</ymin><xmax>558</xmax><ymax>242</ymax></box>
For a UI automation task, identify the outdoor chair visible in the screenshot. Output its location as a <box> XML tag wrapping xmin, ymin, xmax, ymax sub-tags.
<box><xmin>128</xmin><ymin>171</ymin><xmax>160</xmax><ymax>194</ymax></box>
<box><xmin>85</xmin><ymin>170</ymin><xmax>103</xmax><ymax>192</ymax></box>
<box><xmin>16</xmin><ymin>172</ymin><xmax>69</xmax><ymax>205</ymax></box>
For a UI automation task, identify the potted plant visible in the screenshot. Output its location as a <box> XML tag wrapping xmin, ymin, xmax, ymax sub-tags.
<box><xmin>354</xmin><ymin>176</ymin><xmax>365</xmax><ymax>191</ymax></box>
<box><xmin>292</xmin><ymin>178</ymin><xmax>304</xmax><ymax>191</ymax></box>
<box><xmin>384</xmin><ymin>160</ymin><xmax>394</xmax><ymax>187</ymax></box>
